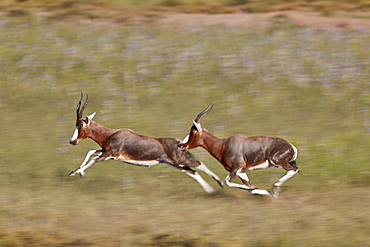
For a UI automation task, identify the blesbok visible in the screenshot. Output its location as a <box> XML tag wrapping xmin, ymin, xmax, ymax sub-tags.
<box><xmin>179</xmin><ymin>104</ymin><xmax>299</xmax><ymax>197</ymax></box>
<box><xmin>68</xmin><ymin>93</ymin><xmax>223</xmax><ymax>193</ymax></box>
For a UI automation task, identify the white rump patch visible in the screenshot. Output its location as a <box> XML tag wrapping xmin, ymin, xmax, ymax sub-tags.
<box><xmin>290</xmin><ymin>143</ymin><xmax>298</xmax><ymax>161</ymax></box>
<box><xmin>248</xmin><ymin>160</ymin><xmax>269</xmax><ymax>171</ymax></box>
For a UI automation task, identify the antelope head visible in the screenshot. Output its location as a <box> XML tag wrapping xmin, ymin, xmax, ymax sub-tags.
<box><xmin>69</xmin><ymin>92</ymin><xmax>96</xmax><ymax>145</ymax></box>
<box><xmin>179</xmin><ymin>103</ymin><xmax>213</xmax><ymax>152</ymax></box>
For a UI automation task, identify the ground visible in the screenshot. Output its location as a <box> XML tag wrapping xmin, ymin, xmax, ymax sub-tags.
<box><xmin>156</xmin><ymin>11</ymin><xmax>370</xmax><ymax>29</ymax></box>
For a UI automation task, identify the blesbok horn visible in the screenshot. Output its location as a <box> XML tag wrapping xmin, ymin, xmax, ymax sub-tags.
<box><xmin>194</xmin><ymin>103</ymin><xmax>213</xmax><ymax>123</ymax></box>
<box><xmin>76</xmin><ymin>92</ymin><xmax>88</xmax><ymax>119</ymax></box>
<box><xmin>192</xmin><ymin>103</ymin><xmax>213</xmax><ymax>132</ymax></box>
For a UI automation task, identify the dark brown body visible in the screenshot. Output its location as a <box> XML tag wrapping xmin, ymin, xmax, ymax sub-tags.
<box><xmin>77</xmin><ymin>123</ymin><xmax>202</xmax><ymax>168</ymax></box>
<box><xmin>69</xmin><ymin>94</ymin><xmax>223</xmax><ymax>193</ymax></box>
<box><xmin>216</xmin><ymin>134</ymin><xmax>297</xmax><ymax>172</ymax></box>
<box><xmin>179</xmin><ymin>104</ymin><xmax>300</xmax><ymax>197</ymax></box>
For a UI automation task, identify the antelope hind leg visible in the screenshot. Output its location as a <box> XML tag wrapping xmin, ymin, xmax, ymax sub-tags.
<box><xmin>248</xmin><ymin>189</ymin><xmax>274</xmax><ymax>197</ymax></box>
<box><xmin>270</xmin><ymin>169</ymin><xmax>300</xmax><ymax>197</ymax></box>
<box><xmin>180</xmin><ymin>167</ymin><xmax>216</xmax><ymax>193</ymax></box>
<box><xmin>271</xmin><ymin>186</ymin><xmax>281</xmax><ymax>198</ymax></box>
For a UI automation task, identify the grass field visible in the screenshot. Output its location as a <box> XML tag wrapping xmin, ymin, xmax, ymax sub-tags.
<box><xmin>0</xmin><ymin>12</ymin><xmax>369</xmax><ymax>247</ymax></box>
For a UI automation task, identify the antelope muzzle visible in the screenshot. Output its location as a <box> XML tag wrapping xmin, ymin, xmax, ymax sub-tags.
<box><xmin>179</xmin><ymin>142</ymin><xmax>189</xmax><ymax>152</ymax></box>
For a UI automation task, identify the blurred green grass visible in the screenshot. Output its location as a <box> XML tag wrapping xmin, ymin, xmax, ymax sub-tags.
<box><xmin>0</xmin><ymin>15</ymin><xmax>369</xmax><ymax>246</ymax></box>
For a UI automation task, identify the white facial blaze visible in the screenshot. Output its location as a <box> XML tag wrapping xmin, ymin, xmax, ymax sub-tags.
<box><xmin>180</xmin><ymin>134</ymin><xmax>190</xmax><ymax>144</ymax></box>
<box><xmin>70</xmin><ymin>128</ymin><xmax>79</xmax><ymax>142</ymax></box>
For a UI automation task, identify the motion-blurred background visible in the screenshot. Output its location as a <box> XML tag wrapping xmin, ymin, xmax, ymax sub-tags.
<box><xmin>0</xmin><ymin>1</ymin><xmax>369</xmax><ymax>246</ymax></box>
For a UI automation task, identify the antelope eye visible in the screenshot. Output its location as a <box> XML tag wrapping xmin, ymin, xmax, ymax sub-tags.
<box><xmin>79</xmin><ymin>124</ymin><xmax>83</xmax><ymax>128</ymax></box>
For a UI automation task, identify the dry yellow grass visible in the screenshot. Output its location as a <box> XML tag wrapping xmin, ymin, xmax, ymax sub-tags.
<box><xmin>1</xmin><ymin>0</ymin><xmax>370</xmax><ymax>24</ymax></box>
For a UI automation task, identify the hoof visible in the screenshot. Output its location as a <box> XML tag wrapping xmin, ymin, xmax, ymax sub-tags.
<box><xmin>271</xmin><ymin>186</ymin><xmax>281</xmax><ymax>197</ymax></box>
<box><xmin>248</xmin><ymin>189</ymin><xmax>273</xmax><ymax>196</ymax></box>
<box><xmin>204</xmin><ymin>187</ymin><xmax>216</xmax><ymax>194</ymax></box>
<box><xmin>68</xmin><ymin>171</ymin><xmax>76</xmax><ymax>176</ymax></box>
<box><xmin>218</xmin><ymin>181</ymin><xmax>224</xmax><ymax>188</ymax></box>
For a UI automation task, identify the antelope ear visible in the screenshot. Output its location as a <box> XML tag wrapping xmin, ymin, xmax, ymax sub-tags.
<box><xmin>83</xmin><ymin>112</ymin><xmax>96</xmax><ymax>124</ymax></box>
<box><xmin>87</xmin><ymin>112</ymin><xmax>96</xmax><ymax>120</ymax></box>
<box><xmin>192</xmin><ymin>120</ymin><xmax>202</xmax><ymax>132</ymax></box>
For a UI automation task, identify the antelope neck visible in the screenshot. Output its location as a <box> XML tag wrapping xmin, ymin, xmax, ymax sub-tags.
<box><xmin>88</xmin><ymin>121</ymin><xmax>117</xmax><ymax>147</ymax></box>
<box><xmin>200</xmin><ymin>130</ymin><xmax>225</xmax><ymax>162</ymax></box>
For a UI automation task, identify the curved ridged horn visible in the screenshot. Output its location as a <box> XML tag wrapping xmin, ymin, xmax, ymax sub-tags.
<box><xmin>81</xmin><ymin>93</ymin><xmax>89</xmax><ymax>116</ymax></box>
<box><xmin>194</xmin><ymin>103</ymin><xmax>213</xmax><ymax>123</ymax></box>
<box><xmin>76</xmin><ymin>92</ymin><xmax>88</xmax><ymax>119</ymax></box>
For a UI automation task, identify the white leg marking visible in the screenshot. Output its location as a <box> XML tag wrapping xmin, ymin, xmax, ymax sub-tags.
<box><xmin>248</xmin><ymin>160</ymin><xmax>269</xmax><ymax>171</ymax></box>
<box><xmin>182</xmin><ymin>170</ymin><xmax>215</xmax><ymax>193</ymax></box>
<box><xmin>117</xmin><ymin>159</ymin><xmax>160</xmax><ymax>167</ymax></box>
<box><xmin>237</xmin><ymin>171</ymin><xmax>257</xmax><ymax>189</ymax></box>
<box><xmin>225</xmin><ymin>169</ymin><xmax>256</xmax><ymax>190</ymax></box>
<box><xmin>79</xmin><ymin>150</ymin><xmax>99</xmax><ymax>168</ymax></box>
<box><xmin>70</xmin><ymin>128</ymin><xmax>79</xmax><ymax>143</ymax></box>
<box><xmin>77</xmin><ymin>157</ymin><xmax>99</xmax><ymax>176</ymax></box>
<box><xmin>69</xmin><ymin>156</ymin><xmax>100</xmax><ymax>177</ymax></box>
<box><xmin>249</xmin><ymin>189</ymin><xmax>273</xmax><ymax>196</ymax></box>
<box><xmin>196</xmin><ymin>162</ymin><xmax>224</xmax><ymax>187</ymax></box>
<box><xmin>273</xmin><ymin>169</ymin><xmax>299</xmax><ymax>187</ymax></box>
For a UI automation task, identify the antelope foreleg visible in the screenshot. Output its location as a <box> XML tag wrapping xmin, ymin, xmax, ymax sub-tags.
<box><xmin>225</xmin><ymin>168</ymin><xmax>257</xmax><ymax>190</ymax></box>
<box><xmin>69</xmin><ymin>150</ymin><xmax>102</xmax><ymax>177</ymax></box>
<box><xmin>237</xmin><ymin>171</ymin><xmax>257</xmax><ymax>190</ymax></box>
<box><xmin>79</xmin><ymin>150</ymin><xmax>101</xmax><ymax>169</ymax></box>
<box><xmin>196</xmin><ymin>162</ymin><xmax>224</xmax><ymax>188</ymax></box>
<box><xmin>69</xmin><ymin>157</ymin><xmax>99</xmax><ymax>177</ymax></box>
